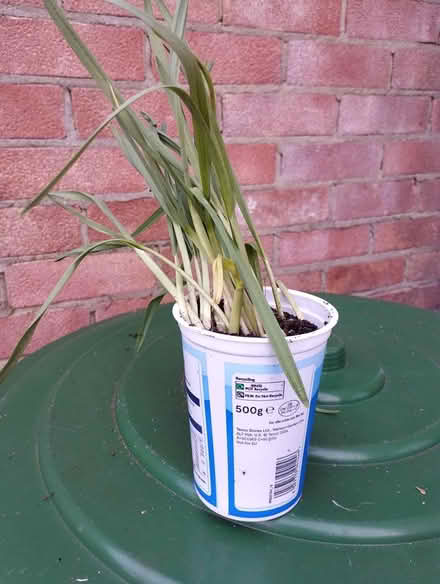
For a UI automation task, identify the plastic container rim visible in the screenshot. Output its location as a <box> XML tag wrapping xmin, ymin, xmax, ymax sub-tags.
<box><xmin>172</xmin><ymin>288</ymin><xmax>339</xmax><ymax>345</ymax></box>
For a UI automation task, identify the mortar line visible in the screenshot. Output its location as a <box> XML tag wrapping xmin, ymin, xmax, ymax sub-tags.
<box><xmin>280</xmin><ymin>39</ymin><xmax>289</xmax><ymax>85</ymax></box>
<box><xmin>5</xmin><ymin>4</ymin><xmax>440</xmax><ymax>51</ymax></box>
<box><xmin>427</xmin><ymin>95</ymin><xmax>435</xmax><ymax>134</ymax></box>
<box><xmin>63</xmin><ymin>86</ymin><xmax>76</xmax><ymax>140</ymax></box>
<box><xmin>389</xmin><ymin>51</ymin><xmax>396</xmax><ymax>92</ymax></box>
<box><xmin>3</xmin><ymin>76</ymin><xmax>440</xmax><ymax>97</ymax></box>
<box><xmin>339</xmin><ymin>0</ymin><xmax>348</xmax><ymax>38</ymax></box>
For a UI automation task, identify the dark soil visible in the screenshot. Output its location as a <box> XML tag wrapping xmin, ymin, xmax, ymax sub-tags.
<box><xmin>211</xmin><ymin>306</ymin><xmax>318</xmax><ymax>338</ymax></box>
<box><xmin>274</xmin><ymin>309</ymin><xmax>318</xmax><ymax>336</ymax></box>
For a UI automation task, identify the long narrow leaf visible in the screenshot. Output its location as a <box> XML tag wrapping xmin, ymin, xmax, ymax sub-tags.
<box><xmin>49</xmin><ymin>195</ymin><xmax>120</xmax><ymax>238</ymax></box>
<box><xmin>276</xmin><ymin>280</ymin><xmax>304</xmax><ymax>321</ymax></box>
<box><xmin>132</xmin><ymin>207</ymin><xmax>165</xmax><ymax>238</ymax></box>
<box><xmin>136</xmin><ymin>292</ymin><xmax>166</xmax><ymax>351</ymax></box>
<box><xmin>49</xmin><ymin>191</ymin><xmax>130</xmax><ymax>236</ymax></box>
<box><xmin>245</xmin><ymin>242</ymin><xmax>263</xmax><ymax>287</ymax></box>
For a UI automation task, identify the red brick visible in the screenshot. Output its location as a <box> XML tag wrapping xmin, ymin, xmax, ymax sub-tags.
<box><xmin>0</xmin><ymin>274</ymin><xmax>7</xmax><ymax>314</ymax></box>
<box><xmin>187</xmin><ymin>32</ymin><xmax>282</xmax><ymax>85</ymax></box>
<box><xmin>88</xmin><ymin>199</ymin><xmax>168</xmax><ymax>243</ymax></box>
<box><xmin>5</xmin><ymin>252</ymin><xmax>157</xmax><ymax>308</ymax></box>
<box><xmin>0</xmin><ymin>148</ymin><xmax>145</xmax><ymax>202</ymax></box>
<box><xmin>64</xmin><ymin>0</ymin><xmax>219</xmax><ymax>23</ymax></box>
<box><xmin>432</xmin><ymin>100</ymin><xmax>440</xmax><ymax>133</ymax></box>
<box><xmin>374</xmin><ymin>218</ymin><xmax>440</xmax><ymax>253</ymax></box>
<box><xmin>373</xmin><ymin>285</ymin><xmax>440</xmax><ymax>310</ymax></box>
<box><xmin>332</xmin><ymin>180</ymin><xmax>415</xmax><ymax>220</ymax></box>
<box><xmin>240</xmin><ymin>187</ymin><xmax>328</xmax><ymax>230</ymax></box>
<box><xmin>246</xmin><ymin>235</ymin><xmax>273</xmax><ymax>262</ymax></box>
<box><xmin>261</xmin><ymin>235</ymin><xmax>274</xmax><ymax>261</ymax></box>
<box><xmin>223</xmin><ymin>0</ymin><xmax>340</xmax><ymax>35</ymax></box>
<box><xmin>226</xmin><ymin>144</ymin><xmax>276</xmax><ymax>185</ymax></box>
<box><xmin>327</xmin><ymin>258</ymin><xmax>405</xmax><ymax>294</ymax></box>
<box><xmin>383</xmin><ymin>141</ymin><xmax>440</xmax><ymax>176</ymax></box>
<box><xmin>0</xmin><ymin>307</ymin><xmax>90</xmax><ymax>358</ymax></box>
<box><xmin>63</xmin><ymin>0</ymin><xmax>142</xmax><ymax>15</ymax></box>
<box><xmin>95</xmin><ymin>296</ymin><xmax>153</xmax><ymax>321</ymax></box>
<box><xmin>339</xmin><ymin>95</ymin><xmax>429</xmax><ymax>135</ymax></box>
<box><xmin>418</xmin><ymin>179</ymin><xmax>440</xmax><ymax>212</ymax></box>
<box><xmin>287</xmin><ymin>41</ymin><xmax>391</xmax><ymax>89</ymax></box>
<box><xmin>0</xmin><ymin>85</ymin><xmax>65</xmax><ymax>139</ymax></box>
<box><xmin>72</xmin><ymin>88</ymin><xmax>179</xmax><ymax>139</ymax></box>
<box><xmin>279</xmin><ymin>225</ymin><xmax>370</xmax><ymax>266</ymax></box>
<box><xmin>347</xmin><ymin>0</ymin><xmax>440</xmax><ymax>42</ymax></box>
<box><xmin>157</xmin><ymin>0</ymin><xmax>219</xmax><ymax>23</ymax></box>
<box><xmin>275</xmin><ymin>270</ymin><xmax>323</xmax><ymax>293</ymax></box>
<box><xmin>407</xmin><ymin>250</ymin><xmax>440</xmax><ymax>282</ymax></box>
<box><xmin>0</xmin><ymin>0</ymin><xmax>43</xmax><ymax>5</ymax></box>
<box><xmin>0</xmin><ymin>207</ymin><xmax>81</xmax><ymax>258</ymax></box>
<box><xmin>0</xmin><ymin>17</ymin><xmax>145</xmax><ymax>81</ymax></box>
<box><xmin>410</xmin><ymin>285</ymin><xmax>440</xmax><ymax>310</ymax></box>
<box><xmin>0</xmin><ymin>149</ymin><xmax>69</xmax><ymax>201</ymax></box>
<box><xmin>393</xmin><ymin>49</ymin><xmax>440</xmax><ymax>91</ymax></box>
<box><xmin>223</xmin><ymin>93</ymin><xmax>337</xmax><ymax>137</ymax></box>
<box><xmin>281</xmin><ymin>142</ymin><xmax>381</xmax><ymax>183</ymax></box>
<box><xmin>373</xmin><ymin>288</ymin><xmax>414</xmax><ymax>305</ymax></box>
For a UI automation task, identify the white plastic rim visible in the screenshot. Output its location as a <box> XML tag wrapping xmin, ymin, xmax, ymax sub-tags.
<box><xmin>173</xmin><ymin>289</ymin><xmax>338</xmax><ymax>522</ymax></box>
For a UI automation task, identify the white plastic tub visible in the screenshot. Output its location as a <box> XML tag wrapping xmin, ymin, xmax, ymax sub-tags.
<box><xmin>173</xmin><ymin>289</ymin><xmax>338</xmax><ymax>521</ymax></box>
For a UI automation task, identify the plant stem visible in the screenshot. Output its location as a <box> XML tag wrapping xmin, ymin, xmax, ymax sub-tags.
<box><xmin>228</xmin><ymin>282</ymin><xmax>244</xmax><ymax>335</ymax></box>
<box><xmin>200</xmin><ymin>254</ymin><xmax>211</xmax><ymax>329</ymax></box>
<box><xmin>174</xmin><ymin>223</ymin><xmax>198</xmax><ymax>315</ymax></box>
<box><xmin>276</xmin><ymin>280</ymin><xmax>304</xmax><ymax>320</ymax></box>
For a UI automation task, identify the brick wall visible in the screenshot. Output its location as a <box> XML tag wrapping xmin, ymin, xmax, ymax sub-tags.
<box><xmin>1</xmin><ymin>0</ymin><xmax>440</xmax><ymax>361</ymax></box>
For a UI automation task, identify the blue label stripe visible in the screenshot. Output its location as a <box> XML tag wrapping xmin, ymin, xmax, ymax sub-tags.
<box><xmin>188</xmin><ymin>413</ymin><xmax>203</xmax><ymax>434</ymax></box>
<box><xmin>224</xmin><ymin>351</ymin><xmax>325</xmax><ymax>519</ymax></box>
<box><xmin>186</xmin><ymin>384</ymin><xmax>201</xmax><ymax>406</ymax></box>
<box><xmin>294</xmin><ymin>362</ymin><xmax>323</xmax><ymax>499</ymax></box>
<box><xmin>182</xmin><ymin>340</ymin><xmax>217</xmax><ymax>507</ymax></box>
<box><xmin>202</xmin><ymin>381</ymin><xmax>216</xmax><ymax>504</ymax></box>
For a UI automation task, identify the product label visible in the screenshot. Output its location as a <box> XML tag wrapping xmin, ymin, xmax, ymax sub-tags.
<box><xmin>182</xmin><ymin>342</ymin><xmax>217</xmax><ymax>506</ymax></box>
<box><xmin>184</xmin><ymin>350</ymin><xmax>211</xmax><ymax>493</ymax></box>
<box><xmin>225</xmin><ymin>357</ymin><xmax>324</xmax><ymax>519</ymax></box>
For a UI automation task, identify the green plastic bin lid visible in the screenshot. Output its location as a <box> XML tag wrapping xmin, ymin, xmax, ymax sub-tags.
<box><xmin>1</xmin><ymin>294</ymin><xmax>440</xmax><ymax>583</ymax></box>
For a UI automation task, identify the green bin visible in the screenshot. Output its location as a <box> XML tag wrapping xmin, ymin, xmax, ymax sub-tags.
<box><xmin>1</xmin><ymin>294</ymin><xmax>439</xmax><ymax>582</ymax></box>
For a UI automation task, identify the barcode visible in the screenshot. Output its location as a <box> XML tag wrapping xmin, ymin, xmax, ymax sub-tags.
<box><xmin>273</xmin><ymin>450</ymin><xmax>300</xmax><ymax>499</ymax></box>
